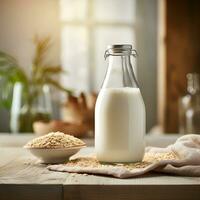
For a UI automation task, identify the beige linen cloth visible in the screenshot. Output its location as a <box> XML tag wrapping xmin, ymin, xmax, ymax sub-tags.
<box><xmin>47</xmin><ymin>134</ymin><xmax>200</xmax><ymax>178</ymax></box>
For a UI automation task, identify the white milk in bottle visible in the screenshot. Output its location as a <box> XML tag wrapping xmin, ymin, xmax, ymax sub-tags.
<box><xmin>95</xmin><ymin>45</ymin><xmax>145</xmax><ymax>162</ymax></box>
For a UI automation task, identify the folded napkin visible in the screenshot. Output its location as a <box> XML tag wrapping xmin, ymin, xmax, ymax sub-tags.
<box><xmin>47</xmin><ymin>134</ymin><xmax>200</xmax><ymax>178</ymax></box>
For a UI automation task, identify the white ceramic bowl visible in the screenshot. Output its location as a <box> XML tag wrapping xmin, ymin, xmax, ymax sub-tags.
<box><xmin>25</xmin><ymin>146</ymin><xmax>85</xmax><ymax>164</ymax></box>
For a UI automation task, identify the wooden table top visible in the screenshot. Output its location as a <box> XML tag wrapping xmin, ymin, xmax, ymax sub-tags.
<box><xmin>0</xmin><ymin>134</ymin><xmax>200</xmax><ymax>200</ymax></box>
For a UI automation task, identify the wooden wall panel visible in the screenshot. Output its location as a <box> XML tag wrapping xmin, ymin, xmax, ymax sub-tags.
<box><xmin>164</xmin><ymin>0</ymin><xmax>200</xmax><ymax>132</ymax></box>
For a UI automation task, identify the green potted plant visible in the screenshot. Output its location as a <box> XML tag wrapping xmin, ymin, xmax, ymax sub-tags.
<box><xmin>0</xmin><ymin>36</ymin><xmax>72</xmax><ymax>133</ymax></box>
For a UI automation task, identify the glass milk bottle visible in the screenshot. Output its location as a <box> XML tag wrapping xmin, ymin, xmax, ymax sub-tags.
<box><xmin>95</xmin><ymin>45</ymin><xmax>146</xmax><ymax>162</ymax></box>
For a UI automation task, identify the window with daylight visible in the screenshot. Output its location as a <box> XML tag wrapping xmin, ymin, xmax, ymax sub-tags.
<box><xmin>60</xmin><ymin>0</ymin><xmax>136</xmax><ymax>92</ymax></box>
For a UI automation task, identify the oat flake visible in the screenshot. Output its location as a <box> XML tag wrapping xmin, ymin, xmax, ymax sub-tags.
<box><xmin>25</xmin><ymin>132</ymin><xmax>85</xmax><ymax>149</ymax></box>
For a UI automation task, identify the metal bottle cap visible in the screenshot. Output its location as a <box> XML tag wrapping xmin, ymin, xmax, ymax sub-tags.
<box><xmin>104</xmin><ymin>44</ymin><xmax>137</xmax><ymax>59</ymax></box>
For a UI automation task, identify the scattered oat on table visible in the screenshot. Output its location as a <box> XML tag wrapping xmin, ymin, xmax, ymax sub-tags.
<box><xmin>64</xmin><ymin>151</ymin><xmax>178</xmax><ymax>171</ymax></box>
<box><xmin>24</xmin><ymin>132</ymin><xmax>85</xmax><ymax>149</ymax></box>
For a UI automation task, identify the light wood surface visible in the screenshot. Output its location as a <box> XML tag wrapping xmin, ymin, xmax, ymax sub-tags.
<box><xmin>0</xmin><ymin>134</ymin><xmax>200</xmax><ymax>200</ymax></box>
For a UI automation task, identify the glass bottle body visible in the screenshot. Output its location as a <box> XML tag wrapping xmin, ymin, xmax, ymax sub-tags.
<box><xmin>95</xmin><ymin>45</ymin><xmax>145</xmax><ymax>162</ymax></box>
<box><xmin>179</xmin><ymin>73</ymin><xmax>200</xmax><ymax>134</ymax></box>
<box><xmin>10</xmin><ymin>82</ymin><xmax>52</xmax><ymax>133</ymax></box>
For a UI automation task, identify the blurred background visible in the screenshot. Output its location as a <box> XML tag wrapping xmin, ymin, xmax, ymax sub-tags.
<box><xmin>0</xmin><ymin>0</ymin><xmax>200</xmax><ymax>135</ymax></box>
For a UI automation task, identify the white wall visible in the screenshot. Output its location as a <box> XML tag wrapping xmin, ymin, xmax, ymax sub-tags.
<box><xmin>0</xmin><ymin>0</ymin><xmax>60</xmax><ymax>73</ymax></box>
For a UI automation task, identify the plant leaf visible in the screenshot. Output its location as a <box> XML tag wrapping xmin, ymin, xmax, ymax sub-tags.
<box><xmin>32</xmin><ymin>36</ymin><xmax>51</xmax><ymax>67</ymax></box>
<box><xmin>0</xmin><ymin>51</ymin><xmax>28</xmax><ymax>110</ymax></box>
<box><xmin>42</xmin><ymin>66</ymin><xmax>64</xmax><ymax>74</ymax></box>
<box><xmin>44</xmin><ymin>77</ymin><xmax>73</xmax><ymax>95</ymax></box>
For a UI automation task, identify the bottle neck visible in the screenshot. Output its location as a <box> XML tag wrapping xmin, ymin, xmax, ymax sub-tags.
<box><xmin>187</xmin><ymin>73</ymin><xmax>200</xmax><ymax>95</ymax></box>
<box><xmin>102</xmin><ymin>55</ymin><xmax>138</xmax><ymax>89</ymax></box>
<box><xmin>121</xmin><ymin>55</ymin><xmax>139</xmax><ymax>88</ymax></box>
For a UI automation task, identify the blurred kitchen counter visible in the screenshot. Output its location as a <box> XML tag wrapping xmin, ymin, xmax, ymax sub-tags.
<box><xmin>0</xmin><ymin>133</ymin><xmax>181</xmax><ymax>148</ymax></box>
